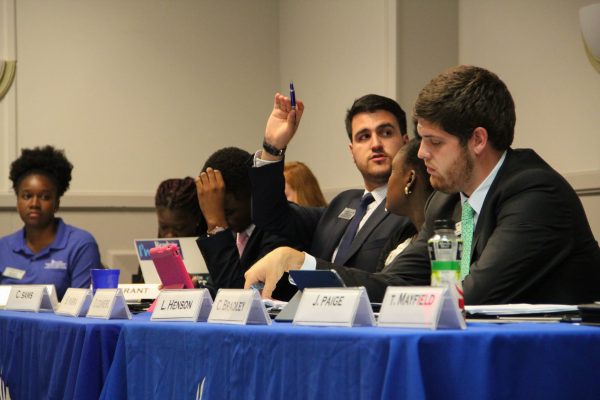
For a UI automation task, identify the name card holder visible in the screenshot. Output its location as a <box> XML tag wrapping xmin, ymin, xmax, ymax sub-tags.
<box><xmin>378</xmin><ymin>286</ymin><xmax>466</xmax><ymax>329</ymax></box>
<box><xmin>86</xmin><ymin>288</ymin><xmax>132</xmax><ymax>320</ymax></box>
<box><xmin>207</xmin><ymin>289</ymin><xmax>270</xmax><ymax>325</ymax></box>
<box><xmin>118</xmin><ymin>284</ymin><xmax>161</xmax><ymax>301</ymax></box>
<box><xmin>55</xmin><ymin>288</ymin><xmax>93</xmax><ymax>317</ymax></box>
<box><xmin>151</xmin><ymin>289</ymin><xmax>213</xmax><ymax>322</ymax></box>
<box><xmin>5</xmin><ymin>285</ymin><xmax>58</xmax><ymax>312</ymax></box>
<box><xmin>0</xmin><ymin>285</ymin><xmax>13</xmax><ymax>308</ymax></box>
<box><xmin>293</xmin><ymin>287</ymin><xmax>375</xmax><ymax>327</ymax></box>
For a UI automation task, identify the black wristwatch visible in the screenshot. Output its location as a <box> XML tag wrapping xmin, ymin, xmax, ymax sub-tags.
<box><xmin>262</xmin><ymin>139</ymin><xmax>286</xmax><ymax>157</ymax></box>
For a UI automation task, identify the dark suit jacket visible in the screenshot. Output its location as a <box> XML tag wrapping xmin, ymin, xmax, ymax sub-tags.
<box><xmin>249</xmin><ymin>160</ymin><xmax>415</xmax><ymax>273</ymax></box>
<box><xmin>328</xmin><ymin>149</ymin><xmax>600</xmax><ymax>304</ymax></box>
<box><xmin>196</xmin><ymin>227</ymin><xmax>297</xmax><ymax>300</ymax></box>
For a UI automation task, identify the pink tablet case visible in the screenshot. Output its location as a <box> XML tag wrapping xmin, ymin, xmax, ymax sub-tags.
<box><xmin>149</xmin><ymin>244</ymin><xmax>195</xmax><ymax>290</ymax></box>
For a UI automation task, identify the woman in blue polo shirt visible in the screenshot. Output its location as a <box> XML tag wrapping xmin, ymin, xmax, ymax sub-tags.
<box><xmin>0</xmin><ymin>146</ymin><xmax>101</xmax><ymax>299</ymax></box>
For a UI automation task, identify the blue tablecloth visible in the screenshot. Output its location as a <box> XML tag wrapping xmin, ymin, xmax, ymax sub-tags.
<box><xmin>0</xmin><ymin>310</ymin><xmax>127</xmax><ymax>400</ymax></box>
<box><xmin>101</xmin><ymin>314</ymin><xmax>600</xmax><ymax>400</ymax></box>
<box><xmin>2</xmin><ymin>309</ymin><xmax>600</xmax><ymax>400</ymax></box>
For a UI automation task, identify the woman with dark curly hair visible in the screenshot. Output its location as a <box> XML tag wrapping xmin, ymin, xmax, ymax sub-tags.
<box><xmin>0</xmin><ymin>145</ymin><xmax>101</xmax><ymax>299</ymax></box>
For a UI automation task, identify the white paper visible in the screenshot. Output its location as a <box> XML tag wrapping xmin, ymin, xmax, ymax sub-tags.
<box><xmin>465</xmin><ymin>304</ymin><xmax>578</xmax><ymax>315</ymax></box>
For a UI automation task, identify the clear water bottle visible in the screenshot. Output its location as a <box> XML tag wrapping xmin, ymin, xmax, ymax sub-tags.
<box><xmin>428</xmin><ymin>219</ymin><xmax>464</xmax><ymax>313</ymax></box>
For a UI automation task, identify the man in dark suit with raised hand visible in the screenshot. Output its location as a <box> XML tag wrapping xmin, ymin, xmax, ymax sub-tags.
<box><xmin>246</xmin><ymin>93</ymin><xmax>415</xmax><ymax>298</ymax></box>
<box><xmin>246</xmin><ymin>66</ymin><xmax>600</xmax><ymax>305</ymax></box>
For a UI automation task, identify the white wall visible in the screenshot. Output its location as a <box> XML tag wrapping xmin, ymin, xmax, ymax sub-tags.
<box><xmin>0</xmin><ymin>0</ymin><xmax>598</xmax><ymax>280</ymax></box>
<box><xmin>0</xmin><ymin>0</ymin><xmax>403</xmax><ymax>280</ymax></box>
<box><xmin>10</xmin><ymin>0</ymin><xmax>280</xmax><ymax>194</ymax></box>
<box><xmin>278</xmin><ymin>0</ymin><xmax>398</xmax><ymax>191</ymax></box>
<box><xmin>459</xmin><ymin>0</ymin><xmax>600</xmax><ymax>239</ymax></box>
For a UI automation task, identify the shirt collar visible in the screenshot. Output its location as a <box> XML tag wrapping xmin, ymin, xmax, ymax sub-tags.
<box><xmin>11</xmin><ymin>218</ymin><xmax>68</xmax><ymax>256</ymax></box>
<box><xmin>243</xmin><ymin>224</ymin><xmax>256</xmax><ymax>238</ymax></box>
<box><xmin>460</xmin><ymin>151</ymin><xmax>507</xmax><ymax>217</ymax></box>
<box><xmin>364</xmin><ymin>184</ymin><xmax>387</xmax><ymax>207</ymax></box>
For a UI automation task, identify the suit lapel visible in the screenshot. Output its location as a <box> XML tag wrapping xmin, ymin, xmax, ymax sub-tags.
<box><xmin>239</xmin><ymin>230</ymin><xmax>258</xmax><ymax>267</ymax></box>
<box><xmin>336</xmin><ymin>200</ymin><xmax>388</xmax><ymax>265</ymax></box>
<box><xmin>469</xmin><ymin>149</ymin><xmax>513</xmax><ymax>263</ymax></box>
<box><xmin>323</xmin><ymin>195</ymin><xmax>362</xmax><ymax>259</ymax></box>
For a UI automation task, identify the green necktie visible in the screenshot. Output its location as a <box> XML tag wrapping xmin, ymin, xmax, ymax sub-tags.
<box><xmin>460</xmin><ymin>201</ymin><xmax>474</xmax><ymax>280</ymax></box>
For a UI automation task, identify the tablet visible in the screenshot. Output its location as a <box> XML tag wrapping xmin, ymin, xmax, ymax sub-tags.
<box><xmin>288</xmin><ymin>269</ymin><xmax>346</xmax><ymax>291</ymax></box>
<box><xmin>149</xmin><ymin>244</ymin><xmax>195</xmax><ymax>289</ymax></box>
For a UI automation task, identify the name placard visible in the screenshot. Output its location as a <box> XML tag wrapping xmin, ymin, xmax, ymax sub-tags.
<box><xmin>207</xmin><ymin>289</ymin><xmax>270</xmax><ymax>325</ymax></box>
<box><xmin>86</xmin><ymin>288</ymin><xmax>132</xmax><ymax>320</ymax></box>
<box><xmin>118</xmin><ymin>284</ymin><xmax>160</xmax><ymax>301</ymax></box>
<box><xmin>0</xmin><ymin>285</ymin><xmax>12</xmax><ymax>308</ymax></box>
<box><xmin>293</xmin><ymin>287</ymin><xmax>375</xmax><ymax>327</ymax></box>
<box><xmin>378</xmin><ymin>286</ymin><xmax>466</xmax><ymax>329</ymax></box>
<box><xmin>55</xmin><ymin>288</ymin><xmax>93</xmax><ymax>317</ymax></box>
<box><xmin>151</xmin><ymin>289</ymin><xmax>213</xmax><ymax>322</ymax></box>
<box><xmin>5</xmin><ymin>285</ymin><xmax>58</xmax><ymax>312</ymax></box>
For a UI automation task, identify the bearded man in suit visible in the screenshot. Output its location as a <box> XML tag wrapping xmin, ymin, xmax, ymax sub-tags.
<box><xmin>246</xmin><ymin>66</ymin><xmax>600</xmax><ymax>305</ymax></box>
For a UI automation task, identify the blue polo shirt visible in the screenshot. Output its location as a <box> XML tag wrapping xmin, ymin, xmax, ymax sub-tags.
<box><xmin>0</xmin><ymin>218</ymin><xmax>101</xmax><ymax>299</ymax></box>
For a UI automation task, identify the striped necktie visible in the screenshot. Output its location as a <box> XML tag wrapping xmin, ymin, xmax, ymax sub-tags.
<box><xmin>460</xmin><ymin>201</ymin><xmax>474</xmax><ymax>279</ymax></box>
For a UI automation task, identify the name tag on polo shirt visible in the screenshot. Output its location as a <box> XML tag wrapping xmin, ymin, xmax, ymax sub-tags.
<box><xmin>208</xmin><ymin>289</ymin><xmax>271</xmax><ymax>325</ymax></box>
<box><xmin>56</xmin><ymin>288</ymin><xmax>93</xmax><ymax>317</ymax></box>
<box><xmin>151</xmin><ymin>289</ymin><xmax>213</xmax><ymax>322</ymax></box>
<box><xmin>378</xmin><ymin>286</ymin><xmax>466</xmax><ymax>329</ymax></box>
<box><xmin>5</xmin><ymin>285</ymin><xmax>58</xmax><ymax>312</ymax></box>
<box><xmin>338</xmin><ymin>208</ymin><xmax>356</xmax><ymax>220</ymax></box>
<box><xmin>86</xmin><ymin>288</ymin><xmax>132</xmax><ymax>320</ymax></box>
<box><xmin>293</xmin><ymin>287</ymin><xmax>375</xmax><ymax>327</ymax></box>
<box><xmin>2</xmin><ymin>267</ymin><xmax>26</xmax><ymax>280</ymax></box>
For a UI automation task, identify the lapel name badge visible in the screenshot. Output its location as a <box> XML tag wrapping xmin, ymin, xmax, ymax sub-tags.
<box><xmin>338</xmin><ymin>208</ymin><xmax>356</xmax><ymax>220</ymax></box>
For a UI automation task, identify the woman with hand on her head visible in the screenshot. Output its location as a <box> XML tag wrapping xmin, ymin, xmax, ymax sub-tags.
<box><xmin>0</xmin><ymin>146</ymin><xmax>101</xmax><ymax>299</ymax></box>
<box><xmin>284</xmin><ymin>161</ymin><xmax>327</xmax><ymax>207</ymax></box>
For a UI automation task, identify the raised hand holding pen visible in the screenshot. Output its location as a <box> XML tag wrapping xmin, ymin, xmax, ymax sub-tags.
<box><xmin>263</xmin><ymin>89</ymin><xmax>304</xmax><ymax>161</ymax></box>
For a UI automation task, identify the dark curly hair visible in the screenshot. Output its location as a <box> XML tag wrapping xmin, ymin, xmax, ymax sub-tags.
<box><xmin>202</xmin><ymin>147</ymin><xmax>252</xmax><ymax>199</ymax></box>
<box><xmin>155</xmin><ymin>177</ymin><xmax>200</xmax><ymax>216</ymax></box>
<box><xmin>9</xmin><ymin>145</ymin><xmax>73</xmax><ymax>197</ymax></box>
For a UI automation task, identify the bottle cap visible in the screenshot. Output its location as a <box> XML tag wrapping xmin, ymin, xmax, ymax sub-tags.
<box><xmin>433</xmin><ymin>219</ymin><xmax>455</xmax><ymax>230</ymax></box>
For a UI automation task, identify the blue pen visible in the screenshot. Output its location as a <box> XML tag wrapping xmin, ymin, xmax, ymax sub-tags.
<box><xmin>290</xmin><ymin>81</ymin><xmax>296</xmax><ymax>109</ymax></box>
